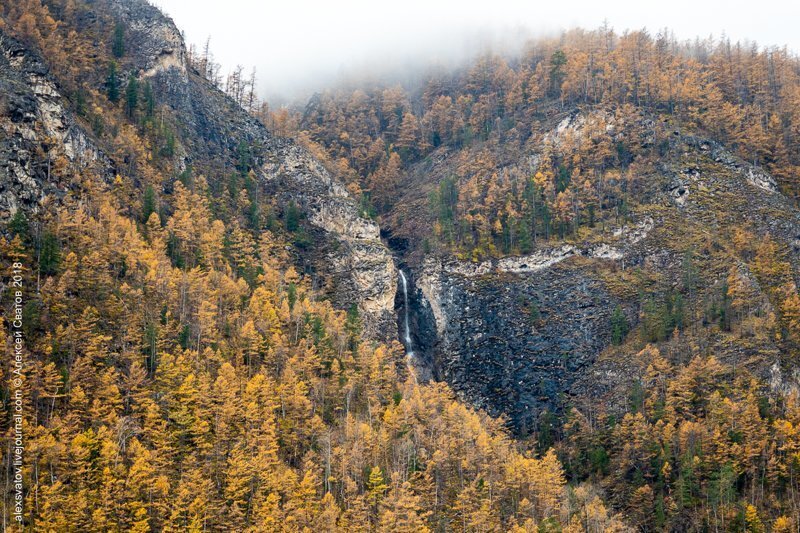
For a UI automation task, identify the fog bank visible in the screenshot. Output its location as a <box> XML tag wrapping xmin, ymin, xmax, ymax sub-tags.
<box><xmin>152</xmin><ymin>0</ymin><xmax>800</xmax><ymax>104</ymax></box>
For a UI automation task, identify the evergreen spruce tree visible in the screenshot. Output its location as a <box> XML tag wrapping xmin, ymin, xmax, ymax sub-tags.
<box><xmin>112</xmin><ymin>23</ymin><xmax>125</xmax><ymax>58</ymax></box>
<box><xmin>106</xmin><ymin>62</ymin><xmax>120</xmax><ymax>103</ymax></box>
<box><xmin>610</xmin><ymin>305</ymin><xmax>629</xmax><ymax>345</ymax></box>
<box><xmin>125</xmin><ymin>74</ymin><xmax>139</xmax><ymax>118</ymax></box>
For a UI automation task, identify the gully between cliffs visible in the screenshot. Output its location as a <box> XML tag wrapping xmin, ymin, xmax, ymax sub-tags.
<box><xmin>384</xmin><ymin>231</ymin><xmax>438</xmax><ymax>383</ymax></box>
<box><xmin>385</xmin><ymin>227</ymin><xmax>626</xmax><ymax>437</ymax></box>
<box><xmin>393</xmin><ymin>265</ymin><xmax>438</xmax><ymax>383</ymax></box>
<box><xmin>398</xmin><ymin>270</ymin><xmax>414</xmax><ymax>357</ymax></box>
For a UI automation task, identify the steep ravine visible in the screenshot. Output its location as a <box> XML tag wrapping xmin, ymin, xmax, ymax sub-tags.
<box><xmin>410</xmin><ymin>251</ymin><xmax>628</xmax><ymax>435</ymax></box>
<box><xmin>393</xmin><ymin>262</ymin><xmax>438</xmax><ymax>382</ymax></box>
<box><xmin>386</xmin><ymin>217</ymin><xmax>651</xmax><ymax>434</ymax></box>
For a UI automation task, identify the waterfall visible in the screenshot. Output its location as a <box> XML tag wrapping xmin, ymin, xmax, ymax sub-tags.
<box><xmin>398</xmin><ymin>269</ymin><xmax>414</xmax><ymax>357</ymax></box>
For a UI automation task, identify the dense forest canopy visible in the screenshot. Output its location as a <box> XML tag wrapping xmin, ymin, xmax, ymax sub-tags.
<box><xmin>2</xmin><ymin>0</ymin><xmax>800</xmax><ymax>532</ymax></box>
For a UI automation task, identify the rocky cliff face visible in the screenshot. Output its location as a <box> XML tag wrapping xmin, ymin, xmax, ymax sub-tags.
<box><xmin>0</xmin><ymin>0</ymin><xmax>397</xmax><ymax>338</ymax></box>
<box><xmin>411</xmin><ymin>219</ymin><xmax>650</xmax><ymax>433</ymax></box>
<box><xmin>108</xmin><ymin>0</ymin><xmax>188</xmax><ymax>79</ymax></box>
<box><xmin>119</xmin><ymin>0</ymin><xmax>397</xmax><ymax>337</ymax></box>
<box><xmin>413</xmin><ymin>260</ymin><xmax>618</xmax><ymax>434</ymax></box>
<box><xmin>260</xmin><ymin>139</ymin><xmax>397</xmax><ymax>338</ymax></box>
<box><xmin>0</xmin><ymin>32</ymin><xmax>113</xmax><ymax>219</ymax></box>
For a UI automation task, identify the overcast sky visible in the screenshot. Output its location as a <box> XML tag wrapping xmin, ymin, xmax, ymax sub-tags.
<box><xmin>152</xmin><ymin>0</ymin><xmax>800</xmax><ymax>104</ymax></box>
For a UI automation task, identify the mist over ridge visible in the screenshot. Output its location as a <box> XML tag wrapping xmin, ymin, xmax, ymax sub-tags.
<box><xmin>152</xmin><ymin>0</ymin><xmax>800</xmax><ymax>105</ymax></box>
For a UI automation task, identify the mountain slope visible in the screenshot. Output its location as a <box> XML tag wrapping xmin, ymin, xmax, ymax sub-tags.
<box><xmin>1</xmin><ymin>1</ymin><xmax>614</xmax><ymax>531</ymax></box>
<box><xmin>5</xmin><ymin>1</ymin><xmax>800</xmax><ymax>531</ymax></box>
<box><xmin>291</xmin><ymin>30</ymin><xmax>800</xmax><ymax>530</ymax></box>
<box><xmin>295</xmin><ymin>45</ymin><xmax>800</xmax><ymax>433</ymax></box>
<box><xmin>409</xmin><ymin>111</ymin><xmax>800</xmax><ymax>433</ymax></box>
<box><xmin>1</xmin><ymin>0</ymin><xmax>397</xmax><ymax>338</ymax></box>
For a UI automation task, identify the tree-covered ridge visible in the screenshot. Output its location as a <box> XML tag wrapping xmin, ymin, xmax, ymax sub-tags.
<box><xmin>286</xmin><ymin>21</ymin><xmax>800</xmax><ymax>532</ymax></box>
<box><xmin>296</xmin><ymin>28</ymin><xmax>800</xmax><ymax>259</ymax></box>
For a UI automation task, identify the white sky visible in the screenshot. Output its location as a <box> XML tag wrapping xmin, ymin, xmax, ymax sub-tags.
<box><xmin>152</xmin><ymin>0</ymin><xmax>800</xmax><ymax>104</ymax></box>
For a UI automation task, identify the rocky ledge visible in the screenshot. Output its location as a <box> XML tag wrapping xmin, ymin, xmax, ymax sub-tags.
<box><xmin>0</xmin><ymin>31</ymin><xmax>113</xmax><ymax>220</ymax></box>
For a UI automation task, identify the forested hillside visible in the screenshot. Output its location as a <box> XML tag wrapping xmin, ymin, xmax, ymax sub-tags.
<box><xmin>3</xmin><ymin>0</ymin><xmax>800</xmax><ymax>532</ymax></box>
<box><xmin>295</xmin><ymin>29</ymin><xmax>800</xmax><ymax>259</ymax></box>
<box><xmin>0</xmin><ymin>0</ymin><xmax>620</xmax><ymax>531</ymax></box>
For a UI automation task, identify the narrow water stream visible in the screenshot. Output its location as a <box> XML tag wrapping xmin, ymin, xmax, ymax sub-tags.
<box><xmin>398</xmin><ymin>269</ymin><xmax>414</xmax><ymax>357</ymax></box>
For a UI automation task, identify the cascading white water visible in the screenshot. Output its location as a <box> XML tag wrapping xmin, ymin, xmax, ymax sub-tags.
<box><xmin>398</xmin><ymin>269</ymin><xmax>414</xmax><ymax>357</ymax></box>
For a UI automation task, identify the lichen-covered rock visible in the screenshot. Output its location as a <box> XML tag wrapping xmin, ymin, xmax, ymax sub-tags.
<box><xmin>107</xmin><ymin>0</ymin><xmax>188</xmax><ymax>78</ymax></box>
<box><xmin>415</xmin><ymin>258</ymin><xmax>620</xmax><ymax>434</ymax></box>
